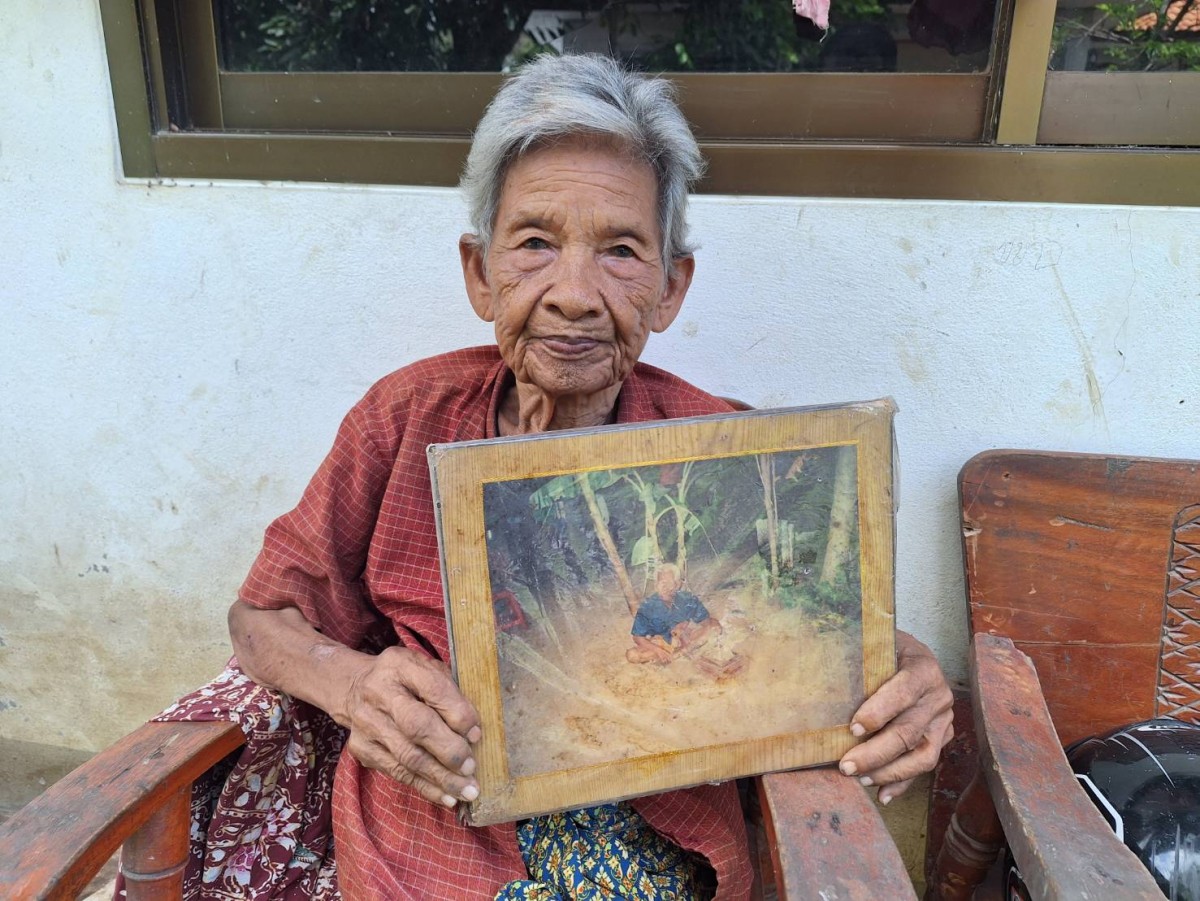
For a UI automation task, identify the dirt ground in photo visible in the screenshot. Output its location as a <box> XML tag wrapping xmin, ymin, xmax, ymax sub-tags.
<box><xmin>496</xmin><ymin>581</ymin><xmax>863</xmax><ymax>778</ymax></box>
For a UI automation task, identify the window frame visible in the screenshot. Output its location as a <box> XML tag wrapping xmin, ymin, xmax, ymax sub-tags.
<box><xmin>101</xmin><ymin>0</ymin><xmax>1200</xmax><ymax>204</ymax></box>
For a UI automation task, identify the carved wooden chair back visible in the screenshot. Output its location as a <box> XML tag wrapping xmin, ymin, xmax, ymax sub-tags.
<box><xmin>928</xmin><ymin>449</ymin><xmax>1200</xmax><ymax>901</ymax></box>
<box><xmin>960</xmin><ymin>449</ymin><xmax>1200</xmax><ymax>739</ymax></box>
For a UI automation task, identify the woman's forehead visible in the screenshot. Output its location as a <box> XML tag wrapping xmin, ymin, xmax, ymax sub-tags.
<box><xmin>495</xmin><ymin>138</ymin><xmax>660</xmax><ymax>234</ymax></box>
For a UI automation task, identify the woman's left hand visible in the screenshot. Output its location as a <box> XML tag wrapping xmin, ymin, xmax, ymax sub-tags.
<box><xmin>837</xmin><ymin>630</ymin><xmax>954</xmax><ymax>804</ymax></box>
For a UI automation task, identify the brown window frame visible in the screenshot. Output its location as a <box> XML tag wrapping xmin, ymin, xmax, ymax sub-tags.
<box><xmin>101</xmin><ymin>0</ymin><xmax>1200</xmax><ymax>204</ymax></box>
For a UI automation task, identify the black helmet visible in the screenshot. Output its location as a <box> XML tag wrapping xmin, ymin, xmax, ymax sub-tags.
<box><xmin>1005</xmin><ymin>717</ymin><xmax>1200</xmax><ymax>901</ymax></box>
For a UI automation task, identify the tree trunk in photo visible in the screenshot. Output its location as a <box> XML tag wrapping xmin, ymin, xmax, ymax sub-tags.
<box><xmin>670</xmin><ymin>462</ymin><xmax>694</xmax><ymax>578</ymax></box>
<box><xmin>640</xmin><ymin>484</ymin><xmax>662</xmax><ymax>577</ymax></box>
<box><xmin>621</xmin><ymin>472</ymin><xmax>662</xmax><ymax>587</ymax></box>
<box><xmin>671</xmin><ymin>507</ymin><xmax>688</xmax><ymax>577</ymax></box>
<box><xmin>578</xmin><ymin>473</ymin><xmax>640</xmax><ymax>615</ymax></box>
<box><xmin>757</xmin><ymin>454</ymin><xmax>780</xmax><ymax>590</ymax></box>
<box><xmin>498</xmin><ymin>523</ymin><xmax>569</xmax><ymax>657</ymax></box>
<box><xmin>820</xmin><ymin>445</ymin><xmax>858</xmax><ymax>585</ymax></box>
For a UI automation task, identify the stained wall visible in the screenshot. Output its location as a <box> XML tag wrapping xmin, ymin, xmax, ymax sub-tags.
<box><xmin>2</xmin><ymin>1</ymin><xmax>1198</xmax><ymax>785</ymax></box>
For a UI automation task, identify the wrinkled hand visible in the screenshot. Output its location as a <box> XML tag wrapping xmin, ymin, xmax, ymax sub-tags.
<box><xmin>340</xmin><ymin>645</ymin><xmax>482</xmax><ymax>810</ymax></box>
<box><xmin>838</xmin><ymin>630</ymin><xmax>954</xmax><ymax>804</ymax></box>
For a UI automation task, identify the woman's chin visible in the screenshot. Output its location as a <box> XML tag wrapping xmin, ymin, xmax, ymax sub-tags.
<box><xmin>538</xmin><ymin>382</ymin><xmax>616</xmax><ymax>407</ymax></box>
<box><xmin>522</xmin><ymin>362</ymin><xmax>622</xmax><ymax>404</ymax></box>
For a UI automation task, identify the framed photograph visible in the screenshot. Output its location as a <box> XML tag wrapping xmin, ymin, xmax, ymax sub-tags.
<box><xmin>428</xmin><ymin>399</ymin><xmax>897</xmax><ymax>826</ymax></box>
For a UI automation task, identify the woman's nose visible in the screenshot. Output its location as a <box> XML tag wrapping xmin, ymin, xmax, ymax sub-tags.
<box><xmin>542</xmin><ymin>250</ymin><xmax>602</xmax><ymax>319</ymax></box>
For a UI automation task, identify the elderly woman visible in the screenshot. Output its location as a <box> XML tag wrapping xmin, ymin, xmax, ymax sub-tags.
<box><xmin>161</xmin><ymin>53</ymin><xmax>952</xmax><ymax>901</ymax></box>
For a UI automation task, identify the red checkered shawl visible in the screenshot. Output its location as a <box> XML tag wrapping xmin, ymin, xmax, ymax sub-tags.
<box><xmin>237</xmin><ymin>346</ymin><xmax>752</xmax><ymax>900</ymax></box>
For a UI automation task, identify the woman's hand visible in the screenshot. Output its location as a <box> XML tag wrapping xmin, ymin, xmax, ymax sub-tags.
<box><xmin>339</xmin><ymin>646</ymin><xmax>482</xmax><ymax>810</ymax></box>
<box><xmin>837</xmin><ymin>630</ymin><xmax>954</xmax><ymax>804</ymax></box>
<box><xmin>229</xmin><ymin>601</ymin><xmax>481</xmax><ymax>810</ymax></box>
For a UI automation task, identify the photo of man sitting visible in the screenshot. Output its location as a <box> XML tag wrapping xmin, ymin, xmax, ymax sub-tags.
<box><xmin>626</xmin><ymin>564</ymin><xmax>722</xmax><ymax>665</ymax></box>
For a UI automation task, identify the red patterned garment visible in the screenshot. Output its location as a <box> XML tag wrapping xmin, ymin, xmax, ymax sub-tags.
<box><xmin>150</xmin><ymin>346</ymin><xmax>752</xmax><ymax>901</ymax></box>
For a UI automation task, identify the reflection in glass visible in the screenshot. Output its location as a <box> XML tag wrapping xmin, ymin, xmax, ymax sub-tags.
<box><xmin>1052</xmin><ymin>0</ymin><xmax>1200</xmax><ymax>71</ymax></box>
<box><xmin>216</xmin><ymin>0</ymin><xmax>997</xmax><ymax>75</ymax></box>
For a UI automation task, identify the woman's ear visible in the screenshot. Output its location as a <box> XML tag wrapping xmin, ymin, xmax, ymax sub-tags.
<box><xmin>460</xmin><ymin>234</ymin><xmax>495</xmax><ymax>323</ymax></box>
<box><xmin>651</xmin><ymin>254</ymin><xmax>695</xmax><ymax>333</ymax></box>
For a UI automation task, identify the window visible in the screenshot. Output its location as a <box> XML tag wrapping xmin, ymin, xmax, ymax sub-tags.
<box><xmin>1040</xmin><ymin>0</ymin><xmax>1200</xmax><ymax>145</ymax></box>
<box><xmin>101</xmin><ymin>0</ymin><xmax>1200</xmax><ymax>203</ymax></box>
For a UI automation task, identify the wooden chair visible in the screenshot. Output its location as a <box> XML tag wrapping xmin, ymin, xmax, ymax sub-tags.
<box><xmin>928</xmin><ymin>449</ymin><xmax>1200</xmax><ymax>900</ymax></box>
<box><xmin>0</xmin><ymin>715</ymin><xmax>917</xmax><ymax>900</ymax></box>
<box><xmin>0</xmin><ymin>721</ymin><xmax>244</xmax><ymax>900</ymax></box>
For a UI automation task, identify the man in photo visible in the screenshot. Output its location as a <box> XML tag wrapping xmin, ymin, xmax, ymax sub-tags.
<box><xmin>626</xmin><ymin>564</ymin><xmax>721</xmax><ymax>664</ymax></box>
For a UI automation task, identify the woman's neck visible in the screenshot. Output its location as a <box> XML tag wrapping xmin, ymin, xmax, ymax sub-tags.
<box><xmin>497</xmin><ymin>379</ymin><xmax>621</xmax><ymax>436</ymax></box>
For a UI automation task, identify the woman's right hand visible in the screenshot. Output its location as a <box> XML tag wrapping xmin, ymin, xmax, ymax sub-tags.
<box><xmin>339</xmin><ymin>645</ymin><xmax>482</xmax><ymax>809</ymax></box>
<box><xmin>228</xmin><ymin>600</ymin><xmax>481</xmax><ymax>810</ymax></box>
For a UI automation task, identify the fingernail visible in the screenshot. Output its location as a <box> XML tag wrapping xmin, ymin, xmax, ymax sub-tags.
<box><xmin>839</xmin><ymin>760</ymin><xmax>857</xmax><ymax>776</ymax></box>
<box><xmin>441</xmin><ymin>794</ymin><xmax>458</xmax><ymax>809</ymax></box>
<box><xmin>879</xmin><ymin>793</ymin><xmax>893</xmax><ymax>806</ymax></box>
<box><xmin>859</xmin><ymin>776</ymin><xmax>873</xmax><ymax>787</ymax></box>
<box><xmin>460</xmin><ymin>757</ymin><xmax>476</xmax><ymax>777</ymax></box>
<box><xmin>467</xmin><ymin>726</ymin><xmax>482</xmax><ymax>743</ymax></box>
<box><xmin>461</xmin><ymin>784</ymin><xmax>479</xmax><ymax>802</ymax></box>
<box><xmin>850</xmin><ymin>722</ymin><xmax>866</xmax><ymax>737</ymax></box>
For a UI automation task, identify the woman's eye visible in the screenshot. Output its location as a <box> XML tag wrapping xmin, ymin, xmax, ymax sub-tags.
<box><xmin>522</xmin><ymin>237</ymin><xmax>549</xmax><ymax>251</ymax></box>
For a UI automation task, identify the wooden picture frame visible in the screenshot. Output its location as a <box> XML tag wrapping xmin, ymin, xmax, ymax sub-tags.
<box><xmin>428</xmin><ymin>400</ymin><xmax>897</xmax><ymax>826</ymax></box>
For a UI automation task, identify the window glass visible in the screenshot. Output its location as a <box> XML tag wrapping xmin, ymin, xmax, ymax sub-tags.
<box><xmin>1051</xmin><ymin>0</ymin><xmax>1200</xmax><ymax>71</ymax></box>
<box><xmin>216</xmin><ymin>0</ymin><xmax>997</xmax><ymax>75</ymax></box>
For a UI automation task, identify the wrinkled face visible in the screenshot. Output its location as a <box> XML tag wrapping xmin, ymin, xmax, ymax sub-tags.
<box><xmin>461</xmin><ymin>136</ymin><xmax>692</xmax><ymax>401</ymax></box>
<box><xmin>656</xmin><ymin>567</ymin><xmax>682</xmax><ymax>601</ymax></box>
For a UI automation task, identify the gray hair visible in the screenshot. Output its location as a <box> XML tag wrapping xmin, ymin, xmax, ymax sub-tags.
<box><xmin>460</xmin><ymin>54</ymin><xmax>705</xmax><ymax>267</ymax></box>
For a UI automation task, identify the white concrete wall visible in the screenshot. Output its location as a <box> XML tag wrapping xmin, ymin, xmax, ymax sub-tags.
<box><xmin>3</xmin><ymin>0</ymin><xmax>1198</xmax><ymax>753</ymax></box>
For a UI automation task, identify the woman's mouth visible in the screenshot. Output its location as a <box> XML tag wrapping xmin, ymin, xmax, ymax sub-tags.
<box><xmin>539</xmin><ymin>336</ymin><xmax>602</xmax><ymax>357</ymax></box>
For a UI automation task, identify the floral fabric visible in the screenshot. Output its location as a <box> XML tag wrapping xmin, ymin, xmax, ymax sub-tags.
<box><xmin>496</xmin><ymin>804</ymin><xmax>714</xmax><ymax>901</ymax></box>
<box><xmin>116</xmin><ymin>664</ymin><xmax>345</xmax><ymax>900</ymax></box>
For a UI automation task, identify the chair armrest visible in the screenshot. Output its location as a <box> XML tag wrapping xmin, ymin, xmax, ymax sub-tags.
<box><xmin>0</xmin><ymin>720</ymin><xmax>244</xmax><ymax>900</ymax></box>
<box><xmin>971</xmin><ymin>634</ymin><xmax>1162</xmax><ymax>900</ymax></box>
<box><xmin>758</xmin><ymin>768</ymin><xmax>917</xmax><ymax>900</ymax></box>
